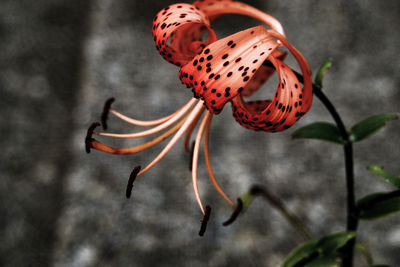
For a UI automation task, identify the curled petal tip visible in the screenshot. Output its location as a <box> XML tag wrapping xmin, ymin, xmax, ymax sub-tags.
<box><xmin>101</xmin><ymin>97</ymin><xmax>115</xmax><ymax>130</ymax></box>
<box><xmin>198</xmin><ymin>205</ymin><xmax>212</xmax><ymax>236</ymax></box>
<box><xmin>85</xmin><ymin>122</ymin><xmax>100</xmax><ymax>153</ymax></box>
<box><xmin>126</xmin><ymin>165</ymin><xmax>141</xmax><ymax>199</ymax></box>
<box><xmin>222</xmin><ymin>198</ymin><xmax>243</xmax><ymax>226</ymax></box>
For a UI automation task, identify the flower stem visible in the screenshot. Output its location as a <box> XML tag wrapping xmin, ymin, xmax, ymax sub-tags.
<box><xmin>250</xmin><ymin>185</ymin><xmax>313</xmax><ymax>241</ymax></box>
<box><xmin>314</xmin><ymin>88</ymin><xmax>357</xmax><ymax>267</ymax></box>
<box><xmin>293</xmin><ymin>70</ymin><xmax>357</xmax><ymax>267</ymax></box>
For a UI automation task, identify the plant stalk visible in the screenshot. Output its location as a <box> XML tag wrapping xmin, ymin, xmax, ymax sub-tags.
<box><xmin>294</xmin><ymin>70</ymin><xmax>358</xmax><ymax>267</ymax></box>
<box><xmin>250</xmin><ymin>185</ymin><xmax>313</xmax><ymax>241</ymax></box>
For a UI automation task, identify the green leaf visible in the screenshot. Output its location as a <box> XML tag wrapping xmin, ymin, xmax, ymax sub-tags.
<box><xmin>355</xmin><ymin>243</ymin><xmax>374</xmax><ymax>266</ymax></box>
<box><xmin>282</xmin><ymin>232</ymin><xmax>355</xmax><ymax>267</ymax></box>
<box><xmin>292</xmin><ymin>122</ymin><xmax>345</xmax><ymax>145</ymax></box>
<box><xmin>282</xmin><ymin>239</ymin><xmax>319</xmax><ymax>267</ymax></box>
<box><xmin>304</xmin><ymin>255</ymin><xmax>338</xmax><ymax>267</ymax></box>
<box><xmin>357</xmin><ymin>191</ymin><xmax>400</xmax><ymax>220</ymax></box>
<box><xmin>349</xmin><ymin>113</ymin><xmax>398</xmax><ymax>142</ymax></box>
<box><xmin>314</xmin><ymin>59</ymin><xmax>332</xmax><ymax>89</ymax></box>
<box><xmin>315</xmin><ymin>231</ymin><xmax>356</xmax><ymax>253</ymax></box>
<box><xmin>367</xmin><ymin>165</ymin><xmax>400</xmax><ymax>188</ymax></box>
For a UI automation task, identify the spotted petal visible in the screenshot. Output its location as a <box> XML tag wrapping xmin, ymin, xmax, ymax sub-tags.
<box><xmin>192</xmin><ymin>0</ymin><xmax>287</xmax><ymax>98</ymax></box>
<box><xmin>241</xmin><ymin>49</ymin><xmax>286</xmax><ymax>97</ymax></box>
<box><xmin>179</xmin><ymin>25</ymin><xmax>280</xmax><ymax>114</ymax></box>
<box><xmin>194</xmin><ymin>0</ymin><xmax>285</xmax><ymax>36</ymax></box>
<box><xmin>230</xmin><ymin>30</ymin><xmax>313</xmax><ymax>132</ymax></box>
<box><xmin>152</xmin><ymin>3</ymin><xmax>217</xmax><ymax>67</ymax></box>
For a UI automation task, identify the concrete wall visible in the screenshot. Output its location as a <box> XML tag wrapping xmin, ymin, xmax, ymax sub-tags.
<box><xmin>1</xmin><ymin>0</ymin><xmax>399</xmax><ymax>266</ymax></box>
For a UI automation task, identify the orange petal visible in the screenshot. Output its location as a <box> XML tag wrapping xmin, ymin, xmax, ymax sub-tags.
<box><xmin>230</xmin><ymin>58</ymin><xmax>304</xmax><ymax>132</ymax></box>
<box><xmin>230</xmin><ymin>31</ymin><xmax>313</xmax><ymax>132</ymax></box>
<box><xmin>241</xmin><ymin>49</ymin><xmax>287</xmax><ymax>97</ymax></box>
<box><xmin>179</xmin><ymin>25</ymin><xmax>279</xmax><ymax>114</ymax></box>
<box><xmin>193</xmin><ymin>0</ymin><xmax>285</xmax><ymax>36</ymax></box>
<box><xmin>152</xmin><ymin>3</ymin><xmax>217</xmax><ymax>67</ymax></box>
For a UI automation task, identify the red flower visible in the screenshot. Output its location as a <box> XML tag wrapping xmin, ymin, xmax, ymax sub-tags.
<box><xmin>87</xmin><ymin>0</ymin><xmax>313</xmax><ymax>228</ymax></box>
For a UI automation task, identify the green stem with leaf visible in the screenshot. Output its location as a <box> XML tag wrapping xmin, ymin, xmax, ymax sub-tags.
<box><xmin>283</xmin><ymin>60</ymin><xmax>398</xmax><ymax>266</ymax></box>
<box><xmin>248</xmin><ymin>185</ymin><xmax>313</xmax><ymax>241</ymax></box>
<box><xmin>314</xmin><ymin>88</ymin><xmax>357</xmax><ymax>267</ymax></box>
<box><xmin>293</xmin><ymin>65</ymin><xmax>357</xmax><ymax>267</ymax></box>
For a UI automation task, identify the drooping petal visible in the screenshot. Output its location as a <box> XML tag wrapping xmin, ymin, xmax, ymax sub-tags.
<box><xmin>152</xmin><ymin>3</ymin><xmax>217</xmax><ymax>67</ymax></box>
<box><xmin>267</xmin><ymin>30</ymin><xmax>313</xmax><ymax>114</ymax></box>
<box><xmin>230</xmin><ymin>58</ymin><xmax>303</xmax><ymax>132</ymax></box>
<box><xmin>230</xmin><ymin>30</ymin><xmax>313</xmax><ymax>132</ymax></box>
<box><xmin>190</xmin><ymin>0</ymin><xmax>287</xmax><ymax>98</ymax></box>
<box><xmin>193</xmin><ymin>0</ymin><xmax>285</xmax><ymax>36</ymax></box>
<box><xmin>179</xmin><ymin>25</ymin><xmax>280</xmax><ymax>114</ymax></box>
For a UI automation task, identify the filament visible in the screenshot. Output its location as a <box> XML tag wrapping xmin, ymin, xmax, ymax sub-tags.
<box><xmin>96</xmin><ymin>98</ymin><xmax>197</xmax><ymax>138</ymax></box>
<box><xmin>184</xmin><ymin>108</ymin><xmax>203</xmax><ymax>152</ymax></box>
<box><xmin>204</xmin><ymin>113</ymin><xmax>234</xmax><ymax>207</ymax></box>
<box><xmin>109</xmin><ymin>98</ymin><xmax>196</xmax><ymax>127</ymax></box>
<box><xmin>89</xmin><ymin>113</ymin><xmax>187</xmax><ymax>155</ymax></box>
<box><xmin>191</xmin><ymin>111</ymin><xmax>212</xmax><ymax>215</ymax></box>
<box><xmin>138</xmin><ymin>100</ymin><xmax>205</xmax><ymax>176</ymax></box>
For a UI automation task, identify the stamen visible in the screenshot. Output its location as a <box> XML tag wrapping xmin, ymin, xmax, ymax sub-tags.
<box><xmin>95</xmin><ymin>98</ymin><xmax>197</xmax><ymax>139</ymax></box>
<box><xmin>204</xmin><ymin>114</ymin><xmax>234</xmax><ymax>207</ymax></box>
<box><xmin>85</xmin><ymin>122</ymin><xmax>100</xmax><ymax>153</ymax></box>
<box><xmin>191</xmin><ymin>112</ymin><xmax>211</xmax><ymax>214</ymax></box>
<box><xmin>222</xmin><ymin>198</ymin><xmax>243</xmax><ymax>226</ymax></box>
<box><xmin>90</xmin><ymin>114</ymin><xmax>187</xmax><ymax>155</ymax></box>
<box><xmin>198</xmin><ymin>205</ymin><xmax>211</xmax><ymax>237</ymax></box>
<box><xmin>101</xmin><ymin>97</ymin><xmax>115</xmax><ymax>130</ymax></box>
<box><xmin>183</xmin><ymin>109</ymin><xmax>203</xmax><ymax>152</ymax></box>
<box><xmin>138</xmin><ymin>101</ymin><xmax>205</xmax><ymax>176</ymax></box>
<box><xmin>109</xmin><ymin>98</ymin><xmax>197</xmax><ymax>127</ymax></box>
<box><xmin>126</xmin><ymin>166</ymin><xmax>141</xmax><ymax>199</ymax></box>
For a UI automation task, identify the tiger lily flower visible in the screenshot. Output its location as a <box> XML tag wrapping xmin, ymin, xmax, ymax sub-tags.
<box><xmin>86</xmin><ymin>0</ymin><xmax>313</xmax><ymax>234</ymax></box>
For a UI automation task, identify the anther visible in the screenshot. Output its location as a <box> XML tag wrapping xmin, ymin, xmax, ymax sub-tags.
<box><xmin>198</xmin><ymin>205</ymin><xmax>211</xmax><ymax>236</ymax></box>
<box><xmin>189</xmin><ymin>141</ymin><xmax>195</xmax><ymax>171</ymax></box>
<box><xmin>126</xmin><ymin>165</ymin><xmax>141</xmax><ymax>199</ymax></box>
<box><xmin>222</xmin><ymin>198</ymin><xmax>243</xmax><ymax>226</ymax></box>
<box><xmin>101</xmin><ymin>97</ymin><xmax>115</xmax><ymax>130</ymax></box>
<box><xmin>85</xmin><ymin>122</ymin><xmax>100</xmax><ymax>153</ymax></box>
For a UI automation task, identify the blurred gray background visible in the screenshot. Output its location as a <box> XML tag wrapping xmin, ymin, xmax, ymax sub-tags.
<box><xmin>1</xmin><ymin>0</ymin><xmax>399</xmax><ymax>266</ymax></box>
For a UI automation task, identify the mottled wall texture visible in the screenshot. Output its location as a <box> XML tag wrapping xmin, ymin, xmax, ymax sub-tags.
<box><xmin>1</xmin><ymin>0</ymin><xmax>399</xmax><ymax>266</ymax></box>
